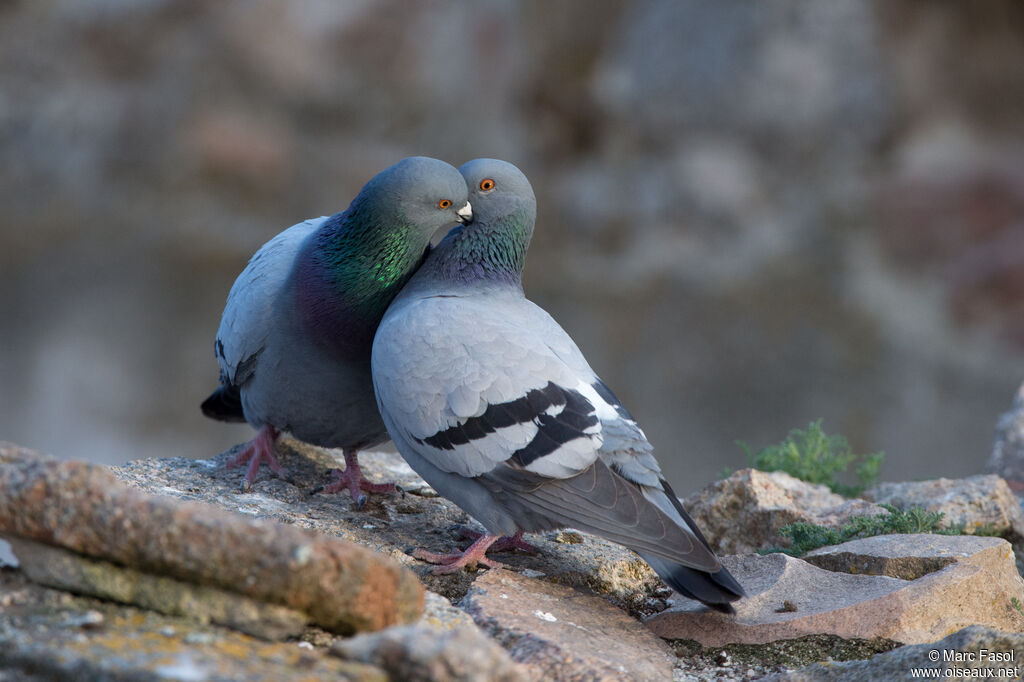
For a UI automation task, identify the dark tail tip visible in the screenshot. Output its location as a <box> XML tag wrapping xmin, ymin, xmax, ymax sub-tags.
<box><xmin>644</xmin><ymin>555</ymin><xmax>745</xmax><ymax>614</ymax></box>
<box><xmin>201</xmin><ymin>385</ymin><xmax>247</xmax><ymax>423</ymax></box>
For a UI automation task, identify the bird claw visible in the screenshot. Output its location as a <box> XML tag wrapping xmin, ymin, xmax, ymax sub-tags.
<box><xmin>457</xmin><ymin>528</ymin><xmax>539</xmax><ymax>555</ymax></box>
<box><xmin>411</xmin><ymin>533</ymin><xmax>503</xmax><ymax>574</ymax></box>
<box><xmin>225</xmin><ymin>425</ymin><xmax>283</xmax><ymax>487</ymax></box>
<box><xmin>316</xmin><ymin>456</ymin><xmax>396</xmax><ymax>509</ymax></box>
<box><xmin>411</xmin><ymin>548</ymin><xmax>503</xmax><ymax>574</ymax></box>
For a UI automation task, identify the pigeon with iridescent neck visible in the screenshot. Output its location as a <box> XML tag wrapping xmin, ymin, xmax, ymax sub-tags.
<box><xmin>202</xmin><ymin>156</ymin><xmax>472</xmax><ymax>501</ymax></box>
<box><xmin>372</xmin><ymin>158</ymin><xmax>744</xmax><ymax>612</ymax></box>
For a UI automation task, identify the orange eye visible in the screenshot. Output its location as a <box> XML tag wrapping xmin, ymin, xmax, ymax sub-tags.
<box><xmin>479</xmin><ymin>178</ymin><xmax>495</xmax><ymax>191</ymax></box>
<box><xmin>438</xmin><ymin>199</ymin><xmax>452</xmax><ymax>209</ymax></box>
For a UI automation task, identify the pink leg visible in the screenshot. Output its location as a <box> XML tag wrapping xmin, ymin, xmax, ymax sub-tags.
<box><xmin>412</xmin><ymin>533</ymin><xmax>503</xmax><ymax>574</ymax></box>
<box><xmin>225</xmin><ymin>425</ymin><xmax>283</xmax><ymax>489</ymax></box>
<box><xmin>317</xmin><ymin>449</ymin><xmax>396</xmax><ymax>508</ymax></box>
<box><xmin>458</xmin><ymin>528</ymin><xmax>539</xmax><ymax>555</ymax></box>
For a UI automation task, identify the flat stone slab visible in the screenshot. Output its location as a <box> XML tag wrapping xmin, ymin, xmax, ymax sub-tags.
<box><xmin>461</xmin><ymin>569</ymin><xmax>677</xmax><ymax>681</ymax></box>
<box><xmin>804</xmin><ymin>533</ymin><xmax>1020</xmax><ymax>582</ymax></box>
<box><xmin>645</xmin><ymin>534</ymin><xmax>1024</xmax><ymax>646</ymax></box>
<box><xmin>683</xmin><ymin>468</ymin><xmax>889</xmax><ymax>555</ymax></box>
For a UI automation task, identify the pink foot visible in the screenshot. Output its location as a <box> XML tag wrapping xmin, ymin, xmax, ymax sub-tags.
<box><xmin>225</xmin><ymin>425</ymin><xmax>283</xmax><ymax>489</ymax></box>
<box><xmin>412</xmin><ymin>533</ymin><xmax>503</xmax><ymax>574</ymax></box>
<box><xmin>458</xmin><ymin>528</ymin><xmax>539</xmax><ymax>555</ymax></box>
<box><xmin>316</xmin><ymin>449</ymin><xmax>396</xmax><ymax>508</ymax></box>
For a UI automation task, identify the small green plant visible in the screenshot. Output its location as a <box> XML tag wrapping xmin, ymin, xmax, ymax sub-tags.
<box><xmin>739</xmin><ymin>419</ymin><xmax>884</xmax><ymax>497</ymax></box>
<box><xmin>1011</xmin><ymin>597</ymin><xmax>1024</xmax><ymax>618</ymax></box>
<box><xmin>762</xmin><ymin>504</ymin><xmax>965</xmax><ymax>557</ymax></box>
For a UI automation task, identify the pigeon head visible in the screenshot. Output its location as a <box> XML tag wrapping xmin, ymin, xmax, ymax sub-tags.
<box><xmin>297</xmin><ymin>156</ymin><xmax>470</xmax><ymax>340</ymax></box>
<box><xmin>363</xmin><ymin>156</ymin><xmax>473</xmax><ymax>235</ymax></box>
<box><xmin>312</xmin><ymin>156</ymin><xmax>470</xmax><ymax>286</ymax></box>
<box><xmin>458</xmin><ymin>158</ymin><xmax>536</xmax><ymax>227</ymax></box>
<box><xmin>409</xmin><ymin>158</ymin><xmax>536</xmax><ymax>287</ymax></box>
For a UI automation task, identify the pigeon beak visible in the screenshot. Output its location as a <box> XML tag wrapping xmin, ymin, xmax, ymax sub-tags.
<box><xmin>456</xmin><ymin>201</ymin><xmax>473</xmax><ymax>225</ymax></box>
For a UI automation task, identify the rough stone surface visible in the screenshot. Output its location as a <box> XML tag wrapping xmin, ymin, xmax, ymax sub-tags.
<box><xmin>987</xmin><ymin>383</ymin><xmax>1024</xmax><ymax>486</ymax></box>
<box><xmin>646</xmin><ymin>535</ymin><xmax>1024</xmax><ymax>646</ymax></box>
<box><xmin>866</xmin><ymin>474</ymin><xmax>1024</xmax><ymax>539</ymax></box>
<box><xmin>764</xmin><ymin>626</ymin><xmax>1024</xmax><ymax>681</ymax></box>
<box><xmin>682</xmin><ymin>468</ymin><xmax>890</xmax><ymax>554</ymax></box>
<box><xmin>8</xmin><ymin>441</ymin><xmax>1024</xmax><ymax>679</ymax></box>
<box><xmin>0</xmin><ymin>569</ymin><xmax>386</xmax><ymax>681</ymax></box>
<box><xmin>333</xmin><ymin>625</ymin><xmax>528</xmax><ymax>682</ymax></box>
<box><xmin>7</xmin><ymin>537</ymin><xmax>309</xmax><ymax>640</ymax></box>
<box><xmin>0</xmin><ymin>442</ymin><xmax>424</xmax><ymax>634</ymax></box>
<box><xmin>112</xmin><ymin>440</ymin><xmax>666</xmax><ymax>613</ymax></box>
<box><xmin>461</xmin><ymin>569</ymin><xmax>677</xmax><ymax>681</ymax></box>
<box><xmin>419</xmin><ymin>591</ymin><xmax>478</xmax><ymax>633</ymax></box>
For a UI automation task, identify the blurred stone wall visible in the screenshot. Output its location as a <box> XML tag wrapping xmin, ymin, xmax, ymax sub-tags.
<box><xmin>1</xmin><ymin>0</ymin><xmax>1022</xmax><ymax>493</ymax></box>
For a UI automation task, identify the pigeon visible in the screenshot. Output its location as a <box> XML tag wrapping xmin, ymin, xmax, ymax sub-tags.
<box><xmin>371</xmin><ymin>158</ymin><xmax>744</xmax><ymax>612</ymax></box>
<box><xmin>202</xmin><ymin>156</ymin><xmax>473</xmax><ymax>500</ymax></box>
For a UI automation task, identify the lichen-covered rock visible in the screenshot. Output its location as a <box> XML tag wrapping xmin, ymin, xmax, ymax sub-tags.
<box><xmin>0</xmin><ymin>570</ymin><xmax>385</xmax><ymax>681</ymax></box>
<box><xmin>682</xmin><ymin>468</ymin><xmax>889</xmax><ymax>554</ymax></box>
<box><xmin>0</xmin><ymin>442</ymin><xmax>424</xmax><ymax>634</ymax></box>
<box><xmin>7</xmin><ymin>537</ymin><xmax>309</xmax><ymax>640</ymax></box>
<box><xmin>646</xmin><ymin>535</ymin><xmax>1024</xmax><ymax>646</ymax></box>
<box><xmin>419</xmin><ymin>591</ymin><xmax>478</xmax><ymax>632</ymax></box>
<box><xmin>865</xmin><ymin>475</ymin><xmax>1024</xmax><ymax>539</ymax></box>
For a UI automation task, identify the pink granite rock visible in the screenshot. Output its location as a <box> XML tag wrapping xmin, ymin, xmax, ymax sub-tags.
<box><xmin>645</xmin><ymin>534</ymin><xmax>1024</xmax><ymax>646</ymax></box>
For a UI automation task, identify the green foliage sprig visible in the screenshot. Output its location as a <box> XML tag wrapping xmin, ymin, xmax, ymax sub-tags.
<box><xmin>763</xmin><ymin>504</ymin><xmax>968</xmax><ymax>557</ymax></box>
<box><xmin>739</xmin><ymin>419</ymin><xmax>884</xmax><ymax>497</ymax></box>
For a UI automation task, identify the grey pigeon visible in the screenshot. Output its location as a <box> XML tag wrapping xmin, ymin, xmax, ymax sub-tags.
<box><xmin>202</xmin><ymin>156</ymin><xmax>472</xmax><ymax>500</ymax></box>
<box><xmin>372</xmin><ymin>158</ymin><xmax>744</xmax><ymax>612</ymax></box>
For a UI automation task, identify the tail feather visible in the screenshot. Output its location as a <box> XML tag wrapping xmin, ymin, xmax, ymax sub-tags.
<box><xmin>200</xmin><ymin>384</ymin><xmax>247</xmax><ymax>422</ymax></box>
<box><xmin>641</xmin><ymin>553</ymin><xmax>744</xmax><ymax>614</ymax></box>
<box><xmin>641</xmin><ymin>477</ymin><xmax>745</xmax><ymax>612</ymax></box>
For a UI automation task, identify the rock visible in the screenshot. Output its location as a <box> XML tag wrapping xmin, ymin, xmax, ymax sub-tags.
<box><xmin>114</xmin><ymin>441</ymin><xmax>666</xmax><ymax>613</ymax></box>
<box><xmin>986</xmin><ymin>383</ymin><xmax>1024</xmax><ymax>487</ymax></box>
<box><xmin>683</xmin><ymin>468</ymin><xmax>889</xmax><ymax>554</ymax></box>
<box><xmin>419</xmin><ymin>591</ymin><xmax>478</xmax><ymax>632</ymax></box>
<box><xmin>865</xmin><ymin>474</ymin><xmax>1024</xmax><ymax>539</ymax></box>
<box><xmin>645</xmin><ymin>534</ymin><xmax>1024</xmax><ymax>646</ymax></box>
<box><xmin>0</xmin><ymin>442</ymin><xmax>423</xmax><ymax>634</ymax></box>
<box><xmin>8</xmin><ymin>537</ymin><xmax>308</xmax><ymax>640</ymax></box>
<box><xmin>461</xmin><ymin>569</ymin><xmax>676</xmax><ymax>681</ymax></box>
<box><xmin>332</xmin><ymin>624</ymin><xmax>527</xmax><ymax>682</ymax></box>
<box><xmin>765</xmin><ymin>626</ymin><xmax>1024</xmax><ymax>681</ymax></box>
<box><xmin>803</xmin><ymin>533</ymin><xmax>1021</xmax><ymax>582</ymax></box>
<box><xmin>0</xmin><ymin>570</ymin><xmax>385</xmax><ymax>681</ymax></box>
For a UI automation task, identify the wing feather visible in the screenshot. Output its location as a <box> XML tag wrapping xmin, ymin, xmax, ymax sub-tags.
<box><xmin>215</xmin><ymin>218</ymin><xmax>324</xmax><ymax>386</ymax></box>
<box><xmin>373</xmin><ymin>293</ymin><xmax>600</xmax><ymax>479</ymax></box>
